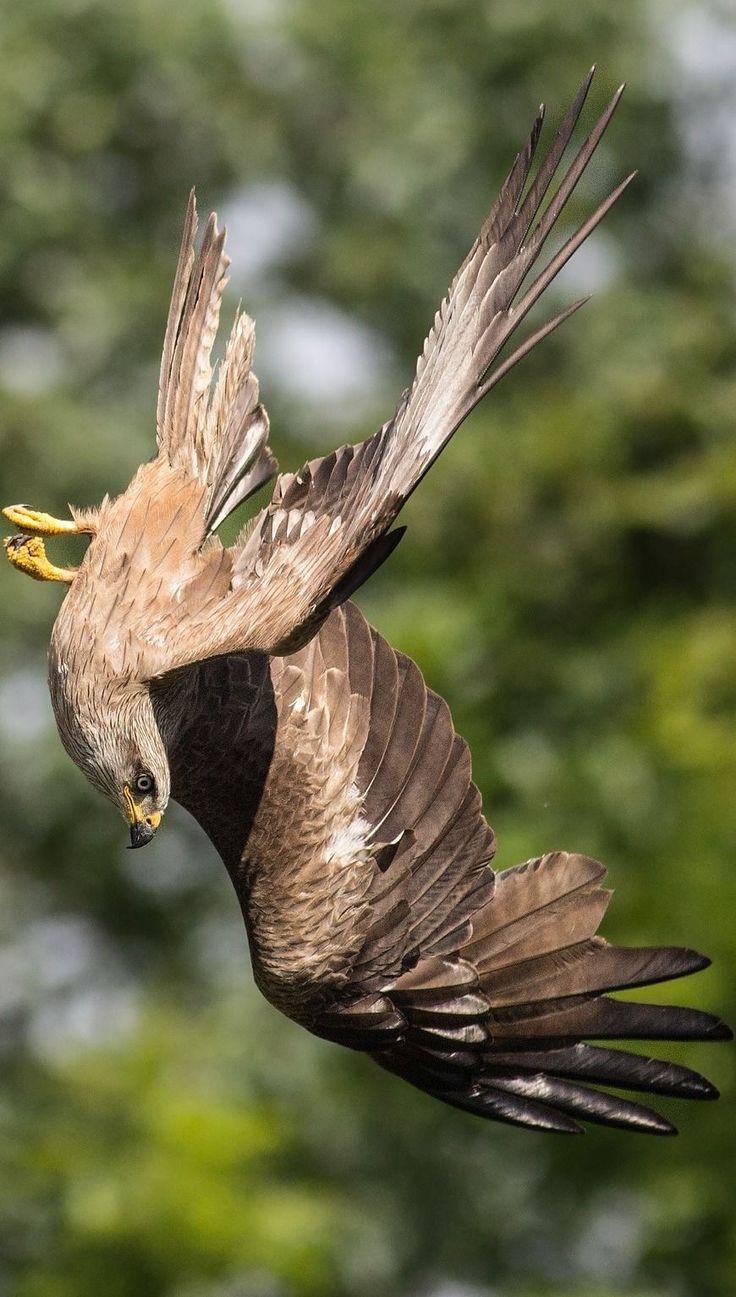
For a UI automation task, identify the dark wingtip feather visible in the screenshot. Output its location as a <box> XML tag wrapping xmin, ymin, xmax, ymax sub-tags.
<box><xmin>674</xmin><ymin>948</ymin><xmax>711</xmax><ymax>976</ymax></box>
<box><xmin>489</xmin><ymin>1071</ymin><xmax>681</xmax><ymax>1136</ymax></box>
<box><xmin>493</xmin><ymin>1043</ymin><xmax>722</xmax><ymax>1104</ymax></box>
<box><xmin>578</xmin><ymin>65</ymin><xmax>596</xmax><ymax>97</ymax></box>
<box><xmin>324</xmin><ymin>526</ymin><xmax>407</xmax><ymax>613</ymax></box>
<box><xmin>705</xmin><ymin>1018</ymin><xmax>733</xmax><ymax>1042</ymax></box>
<box><xmin>447</xmin><ymin>1086</ymin><xmax>586</xmax><ymax>1135</ymax></box>
<box><xmin>610</xmin><ymin>81</ymin><xmax>626</xmax><ymax>109</ymax></box>
<box><xmin>615</xmin><ymin>1112</ymin><xmax>678</xmax><ymax>1137</ymax></box>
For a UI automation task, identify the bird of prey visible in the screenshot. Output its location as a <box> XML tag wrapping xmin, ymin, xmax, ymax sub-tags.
<box><xmin>3</xmin><ymin>71</ymin><xmax>730</xmax><ymax>1136</ymax></box>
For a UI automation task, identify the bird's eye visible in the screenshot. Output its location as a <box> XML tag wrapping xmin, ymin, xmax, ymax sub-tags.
<box><xmin>135</xmin><ymin>772</ymin><xmax>154</xmax><ymax>795</ymax></box>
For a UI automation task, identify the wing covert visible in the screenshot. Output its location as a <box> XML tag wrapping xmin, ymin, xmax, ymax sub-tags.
<box><xmin>154</xmin><ymin>602</ymin><xmax>730</xmax><ymax>1135</ymax></box>
<box><xmin>168</xmin><ymin>72</ymin><xmax>633</xmax><ymax>663</ymax></box>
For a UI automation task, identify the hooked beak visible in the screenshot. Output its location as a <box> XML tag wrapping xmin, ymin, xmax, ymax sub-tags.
<box><xmin>129</xmin><ymin>819</ymin><xmax>159</xmax><ymax>849</ymax></box>
<box><xmin>123</xmin><ymin>785</ymin><xmax>162</xmax><ymax>850</ymax></box>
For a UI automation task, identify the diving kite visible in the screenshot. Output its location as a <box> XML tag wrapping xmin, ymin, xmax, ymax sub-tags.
<box><xmin>4</xmin><ymin>71</ymin><xmax>730</xmax><ymax>1135</ymax></box>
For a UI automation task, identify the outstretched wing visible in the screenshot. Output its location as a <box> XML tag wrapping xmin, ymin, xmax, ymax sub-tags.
<box><xmin>168</xmin><ymin>70</ymin><xmax>634</xmax><ymax>663</ymax></box>
<box><xmin>157</xmin><ymin>191</ymin><xmax>278</xmax><ymax>535</ymax></box>
<box><xmin>156</xmin><ymin>602</ymin><xmax>730</xmax><ymax>1136</ymax></box>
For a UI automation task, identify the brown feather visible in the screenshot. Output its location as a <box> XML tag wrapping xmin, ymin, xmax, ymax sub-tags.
<box><xmin>156</xmin><ymin>194</ymin><xmax>277</xmax><ymax>539</ymax></box>
<box><xmin>152</xmin><ymin>601</ymin><xmax>730</xmax><ymax>1136</ymax></box>
<box><xmin>41</xmin><ymin>78</ymin><xmax>729</xmax><ymax>1141</ymax></box>
<box><xmin>146</xmin><ymin>74</ymin><xmax>635</xmax><ymax>669</ymax></box>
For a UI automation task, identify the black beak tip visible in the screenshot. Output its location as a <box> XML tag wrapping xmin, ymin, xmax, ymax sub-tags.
<box><xmin>128</xmin><ymin>821</ymin><xmax>157</xmax><ymax>850</ymax></box>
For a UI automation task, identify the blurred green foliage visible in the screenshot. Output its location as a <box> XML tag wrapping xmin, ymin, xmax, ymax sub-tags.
<box><xmin>0</xmin><ymin>1</ymin><xmax>735</xmax><ymax>1295</ymax></box>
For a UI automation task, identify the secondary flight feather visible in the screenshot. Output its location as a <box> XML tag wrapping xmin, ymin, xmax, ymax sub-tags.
<box><xmin>3</xmin><ymin>71</ymin><xmax>730</xmax><ymax>1135</ymax></box>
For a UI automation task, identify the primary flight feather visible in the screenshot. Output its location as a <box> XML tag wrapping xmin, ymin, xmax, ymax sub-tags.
<box><xmin>4</xmin><ymin>71</ymin><xmax>730</xmax><ymax>1135</ymax></box>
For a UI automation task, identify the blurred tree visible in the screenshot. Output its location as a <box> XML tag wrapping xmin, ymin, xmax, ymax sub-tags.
<box><xmin>0</xmin><ymin>2</ymin><xmax>734</xmax><ymax>1295</ymax></box>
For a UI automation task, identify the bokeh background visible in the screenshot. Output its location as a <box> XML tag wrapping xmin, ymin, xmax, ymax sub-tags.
<box><xmin>0</xmin><ymin>2</ymin><xmax>735</xmax><ymax>1294</ymax></box>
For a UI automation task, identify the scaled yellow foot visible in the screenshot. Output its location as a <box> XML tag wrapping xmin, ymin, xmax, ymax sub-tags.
<box><xmin>3</xmin><ymin>534</ymin><xmax>76</xmax><ymax>583</ymax></box>
<box><xmin>2</xmin><ymin>504</ymin><xmax>84</xmax><ymax>536</ymax></box>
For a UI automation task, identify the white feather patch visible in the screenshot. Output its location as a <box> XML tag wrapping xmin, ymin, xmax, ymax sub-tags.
<box><xmin>324</xmin><ymin>814</ymin><xmax>372</xmax><ymax>865</ymax></box>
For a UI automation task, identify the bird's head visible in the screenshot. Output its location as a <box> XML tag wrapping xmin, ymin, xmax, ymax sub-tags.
<box><xmin>120</xmin><ymin>758</ymin><xmax>168</xmax><ymax>850</ymax></box>
<box><xmin>48</xmin><ymin>653</ymin><xmax>170</xmax><ymax>849</ymax></box>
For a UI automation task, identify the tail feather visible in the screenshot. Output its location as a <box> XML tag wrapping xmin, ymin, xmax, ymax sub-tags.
<box><xmin>204</xmin><ymin>309</ymin><xmax>277</xmax><ymax>532</ymax></box>
<box><xmin>170</xmin><ymin>72</ymin><xmax>640</xmax><ymax>664</ymax></box>
<box><xmin>156</xmin><ymin>191</ymin><xmax>277</xmax><ymax>533</ymax></box>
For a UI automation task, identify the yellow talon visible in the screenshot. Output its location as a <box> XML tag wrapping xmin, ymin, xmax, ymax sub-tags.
<box><xmin>2</xmin><ymin>504</ymin><xmax>84</xmax><ymax>536</ymax></box>
<box><xmin>3</xmin><ymin>534</ymin><xmax>76</xmax><ymax>583</ymax></box>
